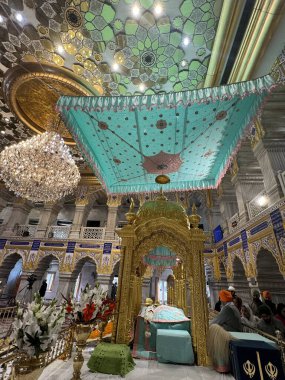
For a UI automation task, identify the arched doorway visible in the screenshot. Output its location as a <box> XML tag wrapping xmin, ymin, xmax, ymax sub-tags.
<box><xmin>110</xmin><ymin>260</ymin><xmax>120</xmax><ymax>300</ymax></box>
<box><xmin>34</xmin><ymin>254</ymin><xmax>60</xmax><ymax>301</ymax></box>
<box><xmin>232</xmin><ymin>256</ymin><xmax>250</xmax><ymax>303</ymax></box>
<box><xmin>0</xmin><ymin>252</ymin><xmax>22</xmax><ymax>304</ymax></box>
<box><xmin>256</xmin><ymin>248</ymin><xmax>285</xmax><ymax>304</ymax></box>
<box><xmin>72</xmin><ymin>258</ymin><xmax>97</xmax><ymax>301</ymax></box>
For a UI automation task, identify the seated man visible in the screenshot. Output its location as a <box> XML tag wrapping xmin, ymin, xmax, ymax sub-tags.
<box><xmin>257</xmin><ymin>304</ymin><xmax>285</xmax><ymax>337</ymax></box>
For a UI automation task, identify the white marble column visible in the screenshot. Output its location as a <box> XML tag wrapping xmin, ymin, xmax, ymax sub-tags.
<box><xmin>35</xmin><ymin>202</ymin><xmax>63</xmax><ymax>238</ymax></box>
<box><xmin>231</xmin><ymin>174</ymin><xmax>265</xmax><ymax>224</ymax></box>
<box><xmin>105</xmin><ymin>196</ymin><xmax>121</xmax><ymax>240</ymax></box>
<box><xmin>96</xmin><ymin>274</ymin><xmax>112</xmax><ymax>295</ymax></box>
<box><xmin>253</xmin><ymin>139</ymin><xmax>285</xmax><ymax>204</ymax></box>
<box><xmin>3</xmin><ymin>199</ymin><xmax>32</xmax><ymax>236</ymax></box>
<box><xmin>57</xmin><ymin>273</ymin><xmax>76</xmax><ymax>300</ymax></box>
<box><xmin>69</xmin><ymin>204</ymin><xmax>88</xmax><ymax>239</ymax></box>
<box><xmin>141</xmin><ymin>278</ymin><xmax>151</xmax><ymax>302</ymax></box>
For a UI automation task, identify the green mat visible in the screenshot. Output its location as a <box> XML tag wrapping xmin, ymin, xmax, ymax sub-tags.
<box><xmin>87</xmin><ymin>342</ymin><xmax>135</xmax><ymax>377</ymax></box>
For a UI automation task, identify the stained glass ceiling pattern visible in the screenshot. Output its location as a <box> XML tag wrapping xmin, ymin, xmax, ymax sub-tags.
<box><xmin>0</xmin><ymin>0</ymin><xmax>222</xmax><ymax>95</ymax></box>
<box><xmin>58</xmin><ymin>75</ymin><xmax>274</xmax><ymax>194</ymax></box>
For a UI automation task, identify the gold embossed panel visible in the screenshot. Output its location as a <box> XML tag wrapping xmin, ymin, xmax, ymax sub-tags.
<box><xmin>3</xmin><ymin>63</ymin><xmax>100</xmax><ymax>145</ymax></box>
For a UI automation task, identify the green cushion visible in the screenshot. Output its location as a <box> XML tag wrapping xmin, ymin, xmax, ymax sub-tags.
<box><xmin>87</xmin><ymin>342</ymin><xmax>135</xmax><ymax>377</ymax></box>
<box><xmin>149</xmin><ymin>321</ymin><xmax>190</xmax><ymax>351</ymax></box>
<box><xmin>156</xmin><ymin>329</ymin><xmax>194</xmax><ymax>364</ymax></box>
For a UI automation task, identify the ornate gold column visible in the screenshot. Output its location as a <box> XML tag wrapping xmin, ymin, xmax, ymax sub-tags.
<box><xmin>112</xmin><ymin>204</ymin><xmax>136</xmax><ymax>344</ymax></box>
<box><xmin>188</xmin><ymin>205</ymin><xmax>208</xmax><ymax>366</ymax></box>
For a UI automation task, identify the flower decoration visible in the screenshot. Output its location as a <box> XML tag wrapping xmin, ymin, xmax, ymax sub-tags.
<box><xmin>64</xmin><ymin>284</ymin><xmax>116</xmax><ymax>324</ymax></box>
<box><xmin>11</xmin><ymin>294</ymin><xmax>65</xmax><ymax>358</ymax></box>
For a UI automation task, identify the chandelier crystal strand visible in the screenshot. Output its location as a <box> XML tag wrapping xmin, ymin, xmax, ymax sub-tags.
<box><xmin>0</xmin><ymin>132</ymin><xmax>80</xmax><ymax>202</ymax></box>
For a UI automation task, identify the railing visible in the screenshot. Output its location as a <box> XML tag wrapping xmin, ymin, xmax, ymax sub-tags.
<box><xmin>13</xmin><ymin>225</ymin><xmax>37</xmax><ymax>238</ymax></box>
<box><xmin>0</xmin><ymin>307</ymin><xmax>16</xmax><ymax>339</ymax></box>
<box><xmin>80</xmin><ymin>227</ymin><xmax>105</xmax><ymax>240</ymax></box>
<box><xmin>228</xmin><ymin>213</ymin><xmax>240</xmax><ymax>233</ymax></box>
<box><xmin>0</xmin><ymin>324</ymin><xmax>74</xmax><ymax>380</ymax></box>
<box><xmin>46</xmin><ymin>226</ymin><xmax>71</xmax><ymax>240</ymax></box>
<box><xmin>241</xmin><ymin>323</ymin><xmax>285</xmax><ymax>366</ymax></box>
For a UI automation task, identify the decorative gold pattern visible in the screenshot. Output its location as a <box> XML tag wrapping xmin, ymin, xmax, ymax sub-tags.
<box><xmin>3</xmin><ymin>63</ymin><xmax>94</xmax><ymax>145</ymax></box>
<box><xmin>265</xmin><ymin>362</ymin><xmax>278</xmax><ymax>380</ymax></box>
<box><xmin>113</xmin><ymin>195</ymin><xmax>209</xmax><ymax>366</ymax></box>
<box><xmin>243</xmin><ymin>360</ymin><xmax>256</xmax><ymax>379</ymax></box>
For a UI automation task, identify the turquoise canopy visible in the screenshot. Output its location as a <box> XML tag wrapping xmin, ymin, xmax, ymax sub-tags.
<box><xmin>57</xmin><ymin>75</ymin><xmax>274</xmax><ymax>194</ymax></box>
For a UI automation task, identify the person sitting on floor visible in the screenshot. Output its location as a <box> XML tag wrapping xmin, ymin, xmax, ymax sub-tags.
<box><xmin>250</xmin><ymin>289</ymin><xmax>263</xmax><ymax>316</ymax></box>
<box><xmin>262</xmin><ymin>291</ymin><xmax>277</xmax><ymax>315</ymax></box>
<box><xmin>241</xmin><ymin>304</ymin><xmax>259</xmax><ymax>332</ymax></box>
<box><xmin>275</xmin><ymin>303</ymin><xmax>285</xmax><ymax>327</ymax></box>
<box><xmin>207</xmin><ymin>290</ymin><xmax>242</xmax><ymax>374</ymax></box>
<box><xmin>211</xmin><ymin>290</ymin><xmax>242</xmax><ymax>332</ymax></box>
<box><xmin>257</xmin><ymin>304</ymin><xmax>284</xmax><ymax>337</ymax></box>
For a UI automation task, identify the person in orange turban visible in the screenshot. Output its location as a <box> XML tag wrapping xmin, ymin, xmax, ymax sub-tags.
<box><xmin>219</xmin><ymin>289</ymin><xmax>233</xmax><ymax>303</ymax></box>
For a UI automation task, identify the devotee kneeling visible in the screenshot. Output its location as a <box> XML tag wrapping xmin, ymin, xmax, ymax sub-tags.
<box><xmin>257</xmin><ymin>304</ymin><xmax>285</xmax><ymax>337</ymax></box>
<box><xmin>207</xmin><ymin>289</ymin><xmax>242</xmax><ymax>373</ymax></box>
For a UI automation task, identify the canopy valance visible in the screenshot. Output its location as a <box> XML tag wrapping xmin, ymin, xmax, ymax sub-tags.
<box><xmin>57</xmin><ymin>75</ymin><xmax>275</xmax><ymax>194</ymax></box>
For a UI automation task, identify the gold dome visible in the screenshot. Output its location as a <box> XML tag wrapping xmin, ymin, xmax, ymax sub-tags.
<box><xmin>135</xmin><ymin>192</ymin><xmax>189</xmax><ymax>228</ymax></box>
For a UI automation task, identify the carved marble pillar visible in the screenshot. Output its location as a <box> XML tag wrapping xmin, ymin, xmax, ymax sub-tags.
<box><xmin>141</xmin><ymin>278</ymin><xmax>151</xmax><ymax>302</ymax></box>
<box><xmin>253</xmin><ymin>138</ymin><xmax>285</xmax><ymax>204</ymax></box>
<box><xmin>57</xmin><ymin>273</ymin><xmax>76</xmax><ymax>300</ymax></box>
<box><xmin>96</xmin><ymin>274</ymin><xmax>112</xmax><ymax>295</ymax></box>
<box><xmin>35</xmin><ymin>202</ymin><xmax>63</xmax><ymax>238</ymax></box>
<box><xmin>231</xmin><ymin>174</ymin><xmax>265</xmax><ymax>224</ymax></box>
<box><xmin>3</xmin><ymin>198</ymin><xmax>32</xmax><ymax>236</ymax></box>
<box><xmin>105</xmin><ymin>196</ymin><xmax>121</xmax><ymax>240</ymax></box>
<box><xmin>70</xmin><ymin>186</ymin><xmax>95</xmax><ymax>239</ymax></box>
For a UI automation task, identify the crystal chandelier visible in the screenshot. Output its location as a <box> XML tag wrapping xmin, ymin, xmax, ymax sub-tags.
<box><xmin>0</xmin><ymin>132</ymin><xmax>80</xmax><ymax>202</ymax></box>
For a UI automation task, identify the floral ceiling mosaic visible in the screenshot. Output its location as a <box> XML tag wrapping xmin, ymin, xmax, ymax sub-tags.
<box><xmin>0</xmin><ymin>0</ymin><xmax>222</xmax><ymax>96</ymax></box>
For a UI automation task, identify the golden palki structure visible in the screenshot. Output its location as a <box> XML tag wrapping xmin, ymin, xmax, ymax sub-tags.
<box><xmin>112</xmin><ymin>191</ymin><xmax>208</xmax><ymax>366</ymax></box>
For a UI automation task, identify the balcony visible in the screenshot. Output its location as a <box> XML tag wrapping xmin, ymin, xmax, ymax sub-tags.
<box><xmin>0</xmin><ymin>224</ymin><xmax>119</xmax><ymax>242</ymax></box>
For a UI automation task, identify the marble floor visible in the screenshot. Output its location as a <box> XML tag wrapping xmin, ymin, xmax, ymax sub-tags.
<box><xmin>39</xmin><ymin>351</ymin><xmax>234</xmax><ymax>380</ymax></box>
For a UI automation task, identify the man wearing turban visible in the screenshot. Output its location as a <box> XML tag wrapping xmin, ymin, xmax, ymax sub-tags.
<box><xmin>207</xmin><ymin>289</ymin><xmax>242</xmax><ymax>373</ymax></box>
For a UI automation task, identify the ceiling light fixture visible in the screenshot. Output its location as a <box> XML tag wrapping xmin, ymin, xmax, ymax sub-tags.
<box><xmin>0</xmin><ymin>15</ymin><xmax>4</xmax><ymax>23</ymax></box>
<box><xmin>0</xmin><ymin>132</ymin><xmax>80</xmax><ymax>202</ymax></box>
<box><xmin>4</xmin><ymin>117</ymin><xmax>10</xmax><ymax>123</ymax></box>
<box><xmin>139</xmin><ymin>83</ymin><xmax>146</xmax><ymax>92</ymax></box>
<box><xmin>256</xmin><ymin>195</ymin><xmax>268</xmax><ymax>207</ymax></box>
<box><xmin>183</xmin><ymin>37</ymin><xmax>190</xmax><ymax>46</ymax></box>
<box><xmin>112</xmin><ymin>62</ymin><xmax>119</xmax><ymax>71</ymax></box>
<box><xmin>57</xmin><ymin>45</ymin><xmax>64</xmax><ymax>54</ymax></box>
<box><xmin>132</xmin><ymin>4</ymin><xmax>140</xmax><ymax>17</ymax></box>
<box><xmin>181</xmin><ymin>60</ymin><xmax>187</xmax><ymax>67</ymax></box>
<box><xmin>1</xmin><ymin>131</ymin><xmax>5</xmax><ymax>135</ymax></box>
<box><xmin>15</xmin><ymin>13</ymin><xmax>23</xmax><ymax>22</ymax></box>
<box><xmin>154</xmin><ymin>3</ymin><xmax>163</xmax><ymax>16</ymax></box>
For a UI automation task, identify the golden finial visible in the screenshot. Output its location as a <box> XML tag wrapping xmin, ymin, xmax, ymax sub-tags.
<box><xmin>189</xmin><ymin>203</ymin><xmax>201</xmax><ymax>228</ymax></box>
<box><xmin>125</xmin><ymin>197</ymin><xmax>136</xmax><ymax>224</ymax></box>
<box><xmin>156</xmin><ymin>187</ymin><xmax>167</xmax><ymax>201</ymax></box>
<box><xmin>129</xmin><ymin>197</ymin><xmax>134</xmax><ymax>212</ymax></box>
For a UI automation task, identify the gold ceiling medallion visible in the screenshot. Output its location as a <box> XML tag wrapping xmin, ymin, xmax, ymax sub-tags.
<box><xmin>2</xmin><ymin>62</ymin><xmax>97</xmax><ymax>145</ymax></box>
<box><xmin>65</xmin><ymin>7</ymin><xmax>83</xmax><ymax>29</ymax></box>
<box><xmin>155</xmin><ymin>174</ymin><xmax>170</xmax><ymax>184</ymax></box>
